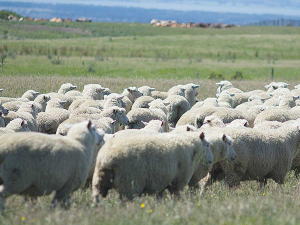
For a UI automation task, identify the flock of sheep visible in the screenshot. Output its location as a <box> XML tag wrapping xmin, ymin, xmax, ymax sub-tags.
<box><xmin>0</xmin><ymin>80</ymin><xmax>300</xmax><ymax>210</ymax></box>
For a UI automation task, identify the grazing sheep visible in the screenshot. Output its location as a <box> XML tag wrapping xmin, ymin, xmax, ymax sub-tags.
<box><xmin>92</xmin><ymin>132</ymin><xmax>212</xmax><ymax>202</ymax></box>
<box><xmin>164</xmin><ymin>95</ymin><xmax>191</xmax><ymax>127</ymax></box>
<box><xmin>138</xmin><ymin>86</ymin><xmax>156</xmax><ymax>96</ymax></box>
<box><xmin>36</xmin><ymin>99</ymin><xmax>70</xmax><ymax>134</ymax></box>
<box><xmin>0</xmin><ymin>120</ymin><xmax>103</xmax><ymax>210</ymax></box>
<box><xmin>205</xmin><ymin>125</ymin><xmax>300</xmax><ymax>187</ymax></box>
<box><xmin>131</xmin><ymin>96</ymin><xmax>155</xmax><ymax>109</ymax></box>
<box><xmin>0</xmin><ymin>118</ymin><xmax>30</xmax><ymax>135</ymax></box>
<box><xmin>188</xmin><ymin>132</ymin><xmax>236</xmax><ymax>189</ymax></box>
<box><xmin>4</xmin><ymin>102</ymin><xmax>38</xmax><ymax>131</ymax></box>
<box><xmin>126</xmin><ymin>99</ymin><xmax>169</xmax><ymax>132</ymax></box>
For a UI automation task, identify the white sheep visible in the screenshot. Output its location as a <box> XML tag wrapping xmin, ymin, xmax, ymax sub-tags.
<box><xmin>0</xmin><ymin>90</ymin><xmax>40</xmax><ymax>104</ymax></box>
<box><xmin>36</xmin><ymin>98</ymin><xmax>70</xmax><ymax>134</ymax></box>
<box><xmin>126</xmin><ymin>99</ymin><xmax>169</xmax><ymax>132</ymax></box>
<box><xmin>181</xmin><ymin>83</ymin><xmax>200</xmax><ymax>106</ymax></box>
<box><xmin>131</xmin><ymin>96</ymin><xmax>155</xmax><ymax>109</ymax></box>
<box><xmin>217</xmin><ymin>91</ymin><xmax>234</xmax><ymax>108</ymax></box>
<box><xmin>164</xmin><ymin>95</ymin><xmax>191</xmax><ymax>127</ymax></box>
<box><xmin>188</xmin><ymin>131</ymin><xmax>236</xmax><ymax>189</ymax></box>
<box><xmin>204</xmin><ymin>124</ymin><xmax>300</xmax><ymax>187</ymax></box>
<box><xmin>4</xmin><ymin>102</ymin><xmax>38</xmax><ymax>131</ymax></box>
<box><xmin>92</xmin><ymin>132</ymin><xmax>212</xmax><ymax>202</ymax></box>
<box><xmin>0</xmin><ymin>118</ymin><xmax>30</xmax><ymax>135</ymax></box>
<box><xmin>121</xmin><ymin>87</ymin><xmax>143</xmax><ymax>113</ymax></box>
<box><xmin>170</xmin><ymin>124</ymin><xmax>198</xmax><ymax>133</ymax></box>
<box><xmin>138</xmin><ymin>86</ymin><xmax>156</xmax><ymax>96</ymax></box>
<box><xmin>0</xmin><ymin>120</ymin><xmax>103</xmax><ymax>210</ymax></box>
<box><xmin>254</xmin><ymin>107</ymin><xmax>300</xmax><ymax>125</ymax></box>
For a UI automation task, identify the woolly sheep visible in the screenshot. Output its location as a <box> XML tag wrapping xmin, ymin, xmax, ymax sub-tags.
<box><xmin>131</xmin><ymin>96</ymin><xmax>155</xmax><ymax>109</ymax></box>
<box><xmin>138</xmin><ymin>86</ymin><xmax>156</xmax><ymax>96</ymax></box>
<box><xmin>0</xmin><ymin>120</ymin><xmax>103</xmax><ymax>210</ymax></box>
<box><xmin>170</xmin><ymin>124</ymin><xmax>198</xmax><ymax>133</ymax></box>
<box><xmin>36</xmin><ymin>98</ymin><xmax>70</xmax><ymax>134</ymax></box>
<box><xmin>254</xmin><ymin>107</ymin><xmax>300</xmax><ymax>125</ymax></box>
<box><xmin>181</xmin><ymin>83</ymin><xmax>200</xmax><ymax>106</ymax></box>
<box><xmin>121</xmin><ymin>87</ymin><xmax>143</xmax><ymax>113</ymax></box>
<box><xmin>0</xmin><ymin>90</ymin><xmax>40</xmax><ymax>104</ymax></box>
<box><xmin>126</xmin><ymin>99</ymin><xmax>169</xmax><ymax>132</ymax></box>
<box><xmin>92</xmin><ymin>132</ymin><xmax>212</xmax><ymax>202</ymax></box>
<box><xmin>217</xmin><ymin>91</ymin><xmax>234</xmax><ymax>108</ymax></box>
<box><xmin>114</xmin><ymin>120</ymin><xmax>164</xmax><ymax>137</ymax></box>
<box><xmin>103</xmin><ymin>93</ymin><xmax>125</xmax><ymax>109</ymax></box>
<box><xmin>216</xmin><ymin>81</ymin><xmax>242</xmax><ymax>95</ymax></box>
<box><xmin>205</xmin><ymin>125</ymin><xmax>300</xmax><ymax>187</ymax></box>
<box><xmin>265</xmin><ymin>82</ymin><xmax>290</xmax><ymax>93</ymax></box>
<box><xmin>226</xmin><ymin>119</ymin><xmax>249</xmax><ymax>128</ymax></box>
<box><xmin>164</xmin><ymin>95</ymin><xmax>191</xmax><ymax>127</ymax></box>
<box><xmin>201</xmin><ymin>115</ymin><xmax>225</xmax><ymax>128</ymax></box>
<box><xmin>151</xmin><ymin>91</ymin><xmax>169</xmax><ymax>100</ymax></box>
<box><xmin>188</xmin><ymin>131</ymin><xmax>236</xmax><ymax>189</ymax></box>
<box><xmin>4</xmin><ymin>102</ymin><xmax>38</xmax><ymax>131</ymax></box>
<box><xmin>176</xmin><ymin>107</ymin><xmax>221</xmax><ymax>128</ymax></box>
<box><xmin>0</xmin><ymin>118</ymin><xmax>30</xmax><ymax>135</ymax></box>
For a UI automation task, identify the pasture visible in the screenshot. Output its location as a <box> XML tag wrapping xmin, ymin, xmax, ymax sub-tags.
<box><xmin>0</xmin><ymin>21</ymin><xmax>300</xmax><ymax>224</ymax></box>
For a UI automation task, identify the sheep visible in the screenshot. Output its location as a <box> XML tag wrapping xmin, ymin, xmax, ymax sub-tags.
<box><xmin>0</xmin><ymin>90</ymin><xmax>40</xmax><ymax>104</ymax></box>
<box><xmin>204</xmin><ymin>124</ymin><xmax>300</xmax><ymax>187</ymax></box>
<box><xmin>181</xmin><ymin>83</ymin><xmax>200</xmax><ymax>106</ymax></box>
<box><xmin>98</xmin><ymin>106</ymin><xmax>129</xmax><ymax>132</ymax></box>
<box><xmin>70</xmin><ymin>107</ymin><xmax>102</xmax><ymax>118</ymax></box>
<box><xmin>188</xmin><ymin>132</ymin><xmax>236</xmax><ymax>189</ymax></box>
<box><xmin>103</xmin><ymin>94</ymin><xmax>125</xmax><ymax>109</ymax></box>
<box><xmin>164</xmin><ymin>95</ymin><xmax>191</xmax><ymax>127</ymax></box>
<box><xmin>138</xmin><ymin>86</ymin><xmax>156</xmax><ymax>96</ymax></box>
<box><xmin>121</xmin><ymin>87</ymin><xmax>143</xmax><ymax>113</ymax></box>
<box><xmin>201</xmin><ymin>115</ymin><xmax>225</xmax><ymax>128</ymax></box>
<box><xmin>151</xmin><ymin>91</ymin><xmax>169</xmax><ymax>100</ymax></box>
<box><xmin>265</xmin><ymin>82</ymin><xmax>290</xmax><ymax>93</ymax></box>
<box><xmin>216</xmin><ymin>81</ymin><xmax>242</xmax><ymax>95</ymax></box>
<box><xmin>211</xmin><ymin>107</ymin><xmax>261</xmax><ymax>128</ymax></box>
<box><xmin>47</xmin><ymin>83</ymin><xmax>77</xmax><ymax>110</ymax></box>
<box><xmin>0</xmin><ymin>118</ymin><xmax>30</xmax><ymax>135</ymax></box>
<box><xmin>92</xmin><ymin>131</ymin><xmax>213</xmax><ymax>202</ymax></box>
<box><xmin>131</xmin><ymin>96</ymin><xmax>155</xmax><ymax>109</ymax></box>
<box><xmin>235</xmin><ymin>97</ymin><xmax>264</xmax><ymax>111</ymax></box>
<box><xmin>0</xmin><ymin>120</ymin><xmax>103</xmax><ymax>210</ymax></box>
<box><xmin>36</xmin><ymin>98</ymin><xmax>70</xmax><ymax>134</ymax></box>
<box><xmin>151</xmin><ymin>85</ymin><xmax>186</xmax><ymax>101</ymax></box>
<box><xmin>176</xmin><ymin>107</ymin><xmax>221</xmax><ymax>128</ymax></box>
<box><xmin>278</xmin><ymin>94</ymin><xmax>299</xmax><ymax>109</ymax></box>
<box><xmin>126</xmin><ymin>99</ymin><xmax>169</xmax><ymax>132</ymax></box>
<box><xmin>253</xmin><ymin>120</ymin><xmax>284</xmax><ymax>131</ymax></box>
<box><xmin>199</xmin><ymin>98</ymin><xmax>219</xmax><ymax>108</ymax></box>
<box><xmin>226</xmin><ymin>119</ymin><xmax>249</xmax><ymax>128</ymax></box>
<box><xmin>217</xmin><ymin>91</ymin><xmax>234</xmax><ymax>108</ymax></box>
<box><xmin>254</xmin><ymin>107</ymin><xmax>300</xmax><ymax>125</ymax></box>
<box><xmin>4</xmin><ymin>102</ymin><xmax>38</xmax><ymax>131</ymax></box>
<box><xmin>114</xmin><ymin>120</ymin><xmax>165</xmax><ymax>137</ymax></box>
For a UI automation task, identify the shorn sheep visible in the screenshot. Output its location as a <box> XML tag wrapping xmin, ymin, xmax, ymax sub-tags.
<box><xmin>0</xmin><ymin>120</ymin><xmax>103</xmax><ymax>210</ymax></box>
<box><xmin>92</xmin><ymin>132</ymin><xmax>213</xmax><ymax>202</ymax></box>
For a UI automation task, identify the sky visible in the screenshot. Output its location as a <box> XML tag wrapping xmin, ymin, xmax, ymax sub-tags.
<box><xmin>5</xmin><ymin>0</ymin><xmax>300</xmax><ymax>16</ymax></box>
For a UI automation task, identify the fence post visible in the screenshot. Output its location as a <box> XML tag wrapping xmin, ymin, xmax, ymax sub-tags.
<box><xmin>271</xmin><ymin>68</ymin><xmax>274</xmax><ymax>80</ymax></box>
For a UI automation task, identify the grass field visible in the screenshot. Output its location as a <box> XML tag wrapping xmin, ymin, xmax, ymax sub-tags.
<box><xmin>0</xmin><ymin>21</ymin><xmax>300</xmax><ymax>224</ymax></box>
<box><xmin>0</xmin><ymin>21</ymin><xmax>300</xmax><ymax>80</ymax></box>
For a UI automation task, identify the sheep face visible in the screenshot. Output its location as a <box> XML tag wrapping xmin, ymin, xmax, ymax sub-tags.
<box><xmin>200</xmin><ymin>132</ymin><xmax>213</xmax><ymax>168</ymax></box>
<box><xmin>222</xmin><ymin>134</ymin><xmax>236</xmax><ymax>162</ymax></box>
<box><xmin>127</xmin><ymin>87</ymin><xmax>143</xmax><ymax>100</ymax></box>
<box><xmin>0</xmin><ymin>102</ymin><xmax>9</xmax><ymax>116</ymax></box>
<box><xmin>59</xmin><ymin>83</ymin><xmax>77</xmax><ymax>94</ymax></box>
<box><xmin>114</xmin><ymin>109</ymin><xmax>129</xmax><ymax>126</ymax></box>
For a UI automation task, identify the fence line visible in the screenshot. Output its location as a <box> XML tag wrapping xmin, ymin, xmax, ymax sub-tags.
<box><xmin>247</xmin><ymin>18</ymin><xmax>300</xmax><ymax>26</ymax></box>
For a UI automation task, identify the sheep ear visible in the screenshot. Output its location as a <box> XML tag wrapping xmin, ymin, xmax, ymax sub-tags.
<box><xmin>61</xmin><ymin>101</ymin><xmax>67</xmax><ymax>105</ymax></box>
<box><xmin>163</xmin><ymin>102</ymin><xmax>170</xmax><ymax>106</ymax></box>
<box><xmin>186</xmin><ymin>127</ymin><xmax>191</xmax><ymax>131</ymax></box>
<box><xmin>111</xmin><ymin>119</ymin><xmax>116</xmax><ymax>124</ymax></box>
<box><xmin>216</xmin><ymin>83</ymin><xmax>221</xmax><ymax>86</ymax></box>
<box><xmin>265</xmin><ymin>85</ymin><xmax>270</xmax><ymax>89</ymax></box>
<box><xmin>193</xmin><ymin>85</ymin><xmax>200</xmax><ymax>89</ymax></box>
<box><xmin>230</xmin><ymin>93</ymin><xmax>235</xmax><ymax>97</ymax></box>
<box><xmin>206</xmin><ymin>120</ymin><xmax>211</xmax><ymax>123</ymax></box>
<box><xmin>244</xmin><ymin>121</ymin><xmax>249</xmax><ymax>127</ymax></box>
<box><xmin>161</xmin><ymin>120</ymin><xmax>164</xmax><ymax>126</ymax></box>
<box><xmin>222</xmin><ymin>134</ymin><xmax>227</xmax><ymax>142</ymax></box>
<box><xmin>43</xmin><ymin>95</ymin><xmax>47</xmax><ymax>100</ymax></box>
<box><xmin>117</xmin><ymin>95</ymin><xmax>124</xmax><ymax>100</ymax></box>
<box><xmin>200</xmin><ymin>132</ymin><xmax>205</xmax><ymax>140</ymax></box>
<box><xmin>35</xmin><ymin>91</ymin><xmax>40</xmax><ymax>95</ymax></box>
<box><xmin>150</xmin><ymin>88</ymin><xmax>156</xmax><ymax>91</ymax></box>
<box><xmin>87</xmin><ymin>120</ymin><xmax>92</xmax><ymax>130</ymax></box>
<box><xmin>293</xmin><ymin>96</ymin><xmax>299</xmax><ymax>101</ymax></box>
<box><xmin>21</xmin><ymin>119</ymin><xmax>25</xmax><ymax>126</ymax></box>
<box><xmin>127</xmin><ymin>88</ymin><xmax>132</xmax><ymax>93</ymax></box>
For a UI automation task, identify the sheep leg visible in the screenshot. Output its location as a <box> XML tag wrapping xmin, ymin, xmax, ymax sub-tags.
<box><xmin>51</xmin><ymin>180</ymin><xmax>75</xmax><ymax>210</ymax></box>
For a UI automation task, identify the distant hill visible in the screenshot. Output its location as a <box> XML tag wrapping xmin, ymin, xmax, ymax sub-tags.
<box><xmin>1</xmin><ymin>1</ymin><xmax>300</xmax><ymax>25</ymax></box>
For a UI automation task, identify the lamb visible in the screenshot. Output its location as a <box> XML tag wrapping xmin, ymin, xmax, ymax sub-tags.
<box><xmin>0</xmin><ymin>118</ymin><xmax>30</xmax><ymax>135</ymax></box>
<box><xmin>164</xmin><ymin>95</ymin><xmax>191</xmax><ymax>127</ymax></box>
<box><xmin>4</xmin><ymin>102</ymin><xmax>38</xmax><ymax>131</ymax></box>
<box><xmin>138</xmin><ymin>86</ymin><xmax>156</xmax><ymax>96</ymax></box>
<box><xmin>131</xmin><ymin>96</ymin><xmax>155</xmax><ymax>109</ymax></box>
<box><xmin>92</xmin><ymin>131</ymin><xmax>213</xmax><ymax>202</ymax></box>
<box><xmin>114</xmin><ymin>120</ymin><xmax>164</xmax><ymax>137</ymax></box>
<box><xmin>188</xmin><ymin>131</ymin><xmax>236</xmax><ymax>189</ymax></box>
<box><xmin>126</xmin><ymin>99</ymin><xmax>169</xmax><ymax>132</ymax></box>
<box><xmin>0</xmin><ymin>120</ymin><xmax>103</xmax><ymax>210</ymax></box>
<box><xmin>36</xmin><ymin>98</ymin><xmax>70</xmax><ymax>134</ymax></box>
<box><xmin>121</xmin><ymin>87</ymin><xmax>143</xmax><ymax>113</ymax></box>
<box><xmin>204</xmin><ymin>124</ymin><xmax>300</xmax><ymax>187</ymax></box>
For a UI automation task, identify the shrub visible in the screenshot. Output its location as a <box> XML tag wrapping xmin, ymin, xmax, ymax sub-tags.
<box><xmin>208</xmin><ymin>72</ymin><xmax>225</xmax><ymax>80</ymax></box>
<box><xmin>231</xmin><ymin>71</ymin><xmax>244</xmax><ymax>80</ymax></box>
